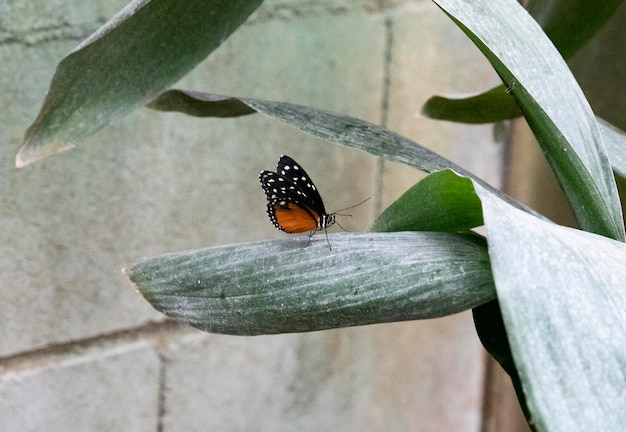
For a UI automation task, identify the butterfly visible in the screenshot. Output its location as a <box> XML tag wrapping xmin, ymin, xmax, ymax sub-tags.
<box><xmin>259</xmin><ymin>155</ymin><xmax>336</xmax><ymax>237</ymax></box>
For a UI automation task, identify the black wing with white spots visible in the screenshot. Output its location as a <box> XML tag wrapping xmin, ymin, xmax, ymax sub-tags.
<box><xmin>275</xmin><ymin>155</ymin><xmax>327</xmax><ymax>215</ymax></box>
<box><xmin>259</xmin><ymin>155</ymin><xmax>328</xmax><ymax>232</ymax></box>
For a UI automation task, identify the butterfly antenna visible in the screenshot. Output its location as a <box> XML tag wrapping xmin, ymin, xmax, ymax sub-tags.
<box><xmin>332</xmin><ymin>197</ymin><xmax>371</xmax><ymax>233</ymax></box>
<box><xmin>334</xmin><ymin>197</ymin><xmax>371</xmax><ymax>214</ymax></box>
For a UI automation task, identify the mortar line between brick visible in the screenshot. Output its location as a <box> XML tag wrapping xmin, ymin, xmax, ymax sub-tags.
<box><xmin>380</xmin><ymin>16</ymin><xmax>392</xmax><ymax>130</ymax></box>
<box><xmin>0</xmin><ymin>320</ymin><xmax>191</xmax><ymax>374</ymax></box>
<box><xmin>478</xmin><ymin>350</ymin><xmax>496</xmax><ymax>432</ymax></box>
<box><xmin>374</xmin><ymin>16</ymin><xmax>393</xmax><ymax>217</ymax></box>
<box><xmin>156</xmin><ymin>354</ymin><xmax>168</xmax><ymax>432</ymax></box>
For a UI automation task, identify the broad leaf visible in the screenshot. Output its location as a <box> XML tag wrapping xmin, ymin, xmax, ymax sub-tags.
<box><xmin>473</xmin><ymin>181</ymin><xmax>626</xmax><ymax>432</ymax></box>
<box><xmin>370</xmin><ymin>169</ymin><xmax>482</xmax><ymax>232</ymax></box>
<box><xmin>432</xmin><ymin>0</ymin><xmax>624</xmax><ymax>240</ymax></box>
<box><xmin>17</xmin><ymin>0</ymin><xmax>262</xmax><ymax>167</ymax></box>
<box><xmin>125</xmin><ymin>232</ymin><xmax>495</xmax><ymax>335</ymax></box>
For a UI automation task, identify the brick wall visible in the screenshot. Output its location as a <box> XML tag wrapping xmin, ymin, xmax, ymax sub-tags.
<box><xmin>0</xmin><ymin>1</ymin><xmax>503</xmax><ymax>430</ymax></box>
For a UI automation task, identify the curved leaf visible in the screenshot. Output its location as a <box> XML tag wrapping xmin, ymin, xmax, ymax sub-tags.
<box><xmin>370</xmin><ymin>169</ymin><xmax>483</xmax><ymax>232</ymax></box>
<box><xmin>125</xmin><ymin>232</ymin><xmax>495</xmax><ymax>335</ymax></box>
<box><xmin>17</xmin><ymin>0</ymin><xmax>262</xmax><ymax>167</ymax></box>
<box><xmin>419</xmin><ymin>109</ymin><xmax>626</xmax><ymax>182</ymax></box>
<box><xmin>433</xmin><ymin>0</ymin><xmax>624</xmax><ymax>241</ymax></box>
<box><xmin>148</xmin><ymin>90</ymin><xmax>547</xmax><ymax>221</ymax></box>
<box><xmin>421</xmin><ymin>85</ymin><xmax>520</xmax><ymax>124</ymax></box>
<box><xmin>146</xmin><ymin>91</ymin><xmax>256</xmax><ymax>118</ymax></box>
<box><xmin>599</xmin><ymin>118</ymin><xmax>626</xmax><ymax>180</ymax></box>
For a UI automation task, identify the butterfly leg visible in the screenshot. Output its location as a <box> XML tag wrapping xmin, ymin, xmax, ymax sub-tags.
<box><xmin>302</xmin><ymin>230</ymin><xmax>332</xmax><ymax>251</ymax></box>
<box><xmin>324</xmin><ymin>229</ymin><xmax>332</xmax><ymax>251</ymax></box>
<box><xmin>304</xmin><ymin>230</ymin><xmax>315</xmax><ymax>248</ymax></box>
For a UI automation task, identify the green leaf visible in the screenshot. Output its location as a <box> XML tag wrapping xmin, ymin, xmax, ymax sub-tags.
<box><xmin>472</xmin><ymin>300</ymin><xmax>534</xmax><ymax>429</ymax></box>
<box><xmin>599</xmin><ymin>118</ymin><xmax>626</xmax><ymax>180</ymax></box>
<box><xmin>422</xmin><ymin>0</ymin><xmax>625</xmax><ymax>124</ymax></box>
<box><xmin>16</xmin><ymin>0</ymin><xmax>262</xmax><ymax>167</ymax></box>
<box><xmin>473</xmin><ymin>180</ymin><xmax>626</xmax><ymax>432</ymax></box>
<box><xmin>527</xmin><ymin>0</ymin><xmax>625</xmax><ymax>59</ymax></box>
<box><xmin>370</xmin><ymin>169</ymin><xmax>483</xmax><ymax>232</ymax></box>
<box><xmin>147</xmin><ymin>91</ymin><xmax>469</xmax><ymax>173</ymax></box>
<box><xmin>148</xmin><ymin>90</ymin><xmax>546</xmax><ymax>221</ymax></box>
<box><xmin>424</xmin><ymin>102</ymin><xmax>626</xmax><ymax>181</ymax></box>
<box><xmin>124</xmin><ymin>232</ymin><xmax>495</xmax><ymax>335</ymax></box>
<box><xmin>432</xmin><ymin>0</ymin><xmax>624</xmax><ymax>241</ymax></box>
<box><xmin>421</xmin><ymin>85</ymin><xmax>521</xmax><ymax>124</ymax></box>
<box><xmin>146</xmin><ymin>91</ymin><xmax>256</xmax><ymax>118</ymax></box>
<box><xmin>416</xmin><ymin>111</ymin><xmax>626</xmax><ymax>181</ymax></box>
<box><xmin>376</xmin><ymin>168</ymin><xmax>626</xmax><ymax>430</ymax></box>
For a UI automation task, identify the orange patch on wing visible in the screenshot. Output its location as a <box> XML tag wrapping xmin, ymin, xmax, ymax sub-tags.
<box><xmin>274</xmin><ymin>204</ymin><xmax>319</xmax><ymax>233</ymax></box>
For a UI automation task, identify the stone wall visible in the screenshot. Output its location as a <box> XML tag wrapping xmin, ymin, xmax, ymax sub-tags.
<box><xmin>0</xmin><ymin>1</ymin><xmax>503</xmax><ymax>430</ymax></box>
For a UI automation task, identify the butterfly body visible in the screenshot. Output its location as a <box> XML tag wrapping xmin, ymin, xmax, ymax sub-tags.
<box><xmin>260</xmin><ymin>155</ymin><xmax>336</xmax><ymax>234</ymax></box>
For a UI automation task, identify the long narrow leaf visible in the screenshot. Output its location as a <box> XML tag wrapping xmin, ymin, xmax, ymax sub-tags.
<box><xmin>17</xmin><ymin>0</ymin><xmax>262</xmax><ymax>167</ymax></box>
<box><xmin>421</xmin><ymin>85</ymin><xmax>520</xmax><ymax>124</ymax></box>
<box><xmin>598</xmin><ymin>119</ymin><xmax>626</xmax><ymax>179</ymax></box>
<box><xmin>420</xmin><ymin>107</ymin><xmax>626</xmax><ymax>182</ymax></box>
<box><xmin>433</xmin><ymin>0</ymin><xmax>624</xmax><ymax>241</ymax></box>
<box><xmin>125</xmin><ymin>232</ymin><xmax>495</xmax><ymax>335</ymax></box>
<box><xmin>148</xmin><ymin>90</ymin><xmax>546</xmax><ymax>221</ymax></box>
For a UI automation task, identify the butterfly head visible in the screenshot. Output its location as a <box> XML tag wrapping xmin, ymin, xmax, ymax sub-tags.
<box><xmin>318</xmin><ymin>213</ymin><xmax>336</xmax><ymax>231</ymax></box>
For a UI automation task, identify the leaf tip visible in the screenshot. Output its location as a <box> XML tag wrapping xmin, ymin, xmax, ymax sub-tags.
<box><xmin>16</xmin><ymin>138</ymin><xmax>75</xmax><ymax>168</ymax></box>
<box><xmin>121</xmin><ymin>266</ymin><xmax>131</xmax><ymax>277</ymax></box>
<box><xmin>122</xmin><ymin>266</ymin><xmax>142</xmax><ymax>295</ymax></box>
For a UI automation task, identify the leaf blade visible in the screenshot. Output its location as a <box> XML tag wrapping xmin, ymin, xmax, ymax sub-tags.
<box><xmin>17</xmin><ymin>0</ymin><xmax>262</xmax><ymax>167</ymax></box>
<box><xmin>599</xmin><ymin>118</ymin><xmax>626</xmax><ymax>180</ymax></box>
<box><xmin>421</xmin><ymin>85</ymin><xmax>521</xmax><ymax>124</ymax></box>
<box><xmin>148</xmin><ymin>90</ymin><xmax>547</xmax><ymax>221</ymax></box>
<box><xmin>473</xmin><ymin>181</ymin><xmax>626</xmax><ymax>432</ymax></box>
<box><xmin>370</xmin><ymin>169</ymin><xmax>483</xmax><ymax>233</ymax></box>
<box><xmin>125</xmin><ymin>232</ymin><xmax>495</xmax><ymax>335</ymax></box>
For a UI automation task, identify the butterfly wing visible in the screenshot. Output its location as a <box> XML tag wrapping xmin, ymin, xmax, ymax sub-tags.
<box><xmin>275</xmin><ymin>155</ymin><xmax>327</xmax><ymax>215</ymax></box>
<box><xmin>259</xmin><ymin>170</ymin><xmax>321</xmax><ymax>233</ymax></box>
